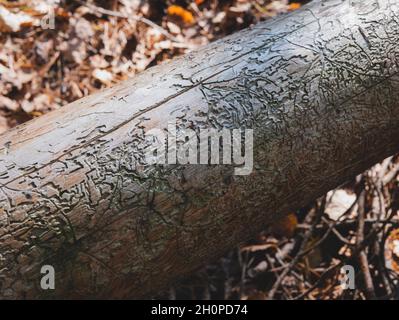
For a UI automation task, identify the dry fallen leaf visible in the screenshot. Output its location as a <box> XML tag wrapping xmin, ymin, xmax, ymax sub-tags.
<box><xmin>167</xmin><ymin>5</ymin><xmax>195</xmax><ymax>24</ymax></box>
<box><xmin>92</xmin><ymin>69</ymin><xmax>113</xmax><ymax>85</ymax></box>
<box><xmin>0</xmin><ymin>63</ymin><xmax>35</xmax><ymax>89</ymax></box>
<box><xmin>212</xmin><ymin>11</ymin><xmax>226</xmax><ymax>24</ymax></box>
<box><xmin>288</xmin><ymin>3</ymin><xmax>302</xmax><ymax>11</ymax></box>
<box><xmin>325</xmin><ymin>189</ymin><xmax>357</xmax><ymax>221</ymax></box>
<box><xmin>0</xmin><ymin>95</ymin><xmax>19</xmax><ymax>112</ymax></box>
<box><xmin>166</xmin><ymin>21</ymin><xmax>181</xmax><ymax>35</ymax></box>
<box><xmin>229</xmin><ymin>2</ymin><xmax>251</xmax><ymax>13</ymax></box>
<box><xmin>0</xmin><ymin>5</ymin><xmax>34</xmax><ymax>32</ymax></box>
<box><xmin>269</xmin><ymin>213</ymin><xmax>298</xmax><ymax>238</ymax></box>
<box><xmin>385</xmin><ymin>228</ymin><xmax>399</xmax><ymax>274</ymax></box>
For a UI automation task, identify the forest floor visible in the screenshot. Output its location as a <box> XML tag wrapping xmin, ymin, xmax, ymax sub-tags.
<box><xmin>0</xmin><ymin>0</ymin><xmax>398</xmax><ymax>300</ymax></box>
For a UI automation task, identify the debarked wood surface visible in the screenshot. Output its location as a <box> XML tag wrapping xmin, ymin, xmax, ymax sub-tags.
<box><xmin>0</xmin><ymin>0</ymin><xmax>399</xmax><ymax>299</ymax></box>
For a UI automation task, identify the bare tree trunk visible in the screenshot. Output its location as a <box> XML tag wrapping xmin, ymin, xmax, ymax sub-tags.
<box><xmin>1</xmin><ymin>0</ymin><xmax>399</xmax><ymax>299</ymax></box>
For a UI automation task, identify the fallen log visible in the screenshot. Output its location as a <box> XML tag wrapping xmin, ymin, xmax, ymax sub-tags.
<box><xmin>1</xmin><ymin>0</ymin><xmax>399</xmax><ymax>299</ymax></box>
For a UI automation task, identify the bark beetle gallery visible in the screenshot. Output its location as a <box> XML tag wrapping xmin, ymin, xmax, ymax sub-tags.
<box><xmin>0</xmin><ymin>0</ymin><xmax>399</xmax><ymax>299</ymax></box>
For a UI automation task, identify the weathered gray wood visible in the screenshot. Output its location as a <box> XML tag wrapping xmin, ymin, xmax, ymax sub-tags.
<box><xmin>1</xmin><ymin>0</ymin><xmax>399</xmax><ymax>299</ymax></box>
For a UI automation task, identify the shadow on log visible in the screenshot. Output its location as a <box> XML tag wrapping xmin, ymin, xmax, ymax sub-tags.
<box><xmin>1</xmin><ymin>0</ymin><xmax>399</xmax><ymax>299</ymax></box>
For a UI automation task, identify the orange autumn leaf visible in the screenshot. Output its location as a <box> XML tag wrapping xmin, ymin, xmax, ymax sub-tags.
<box><xmin>269</xmin><ymin>213</ymin><xmax>298</xmax><ymax>238</ymax></box>
<box><xmin>385</xmin><ymin>228</ymin><xmax>399</xmax><ymax>274</ymax></box>
<box><xmin>167</xmin><ymin>5</ymin><xmax>195</xmax><ymax>24</ymax></box>
<box><xmin>288</xmin><ymin>3</ymin><xmax>302</xmax><ymax>11</ymax></box>
<box><xmin>195</xmin><ymin>0</ymin><xmax>205</xmax><ymax>5</ymax></box>
<box><xmin>30</xmin><ymin>111</ymin><xmax>44</xmax><ymax>117</ymax></box>
<box><xmin>55</xmin><ymin>7</ymin><xmax>70</xmax><ymax>19</ymax></box>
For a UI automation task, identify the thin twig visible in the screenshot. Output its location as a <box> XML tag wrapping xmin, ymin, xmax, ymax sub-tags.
<box><xmin>356</xmin><ymin>189</ymin><xmax>376</xmax><ymax>299</ymax></box>
<box><xmin>267</xmin><ymin>206</ymin><xmax>322</xmax><ymax>299</ymax></box>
